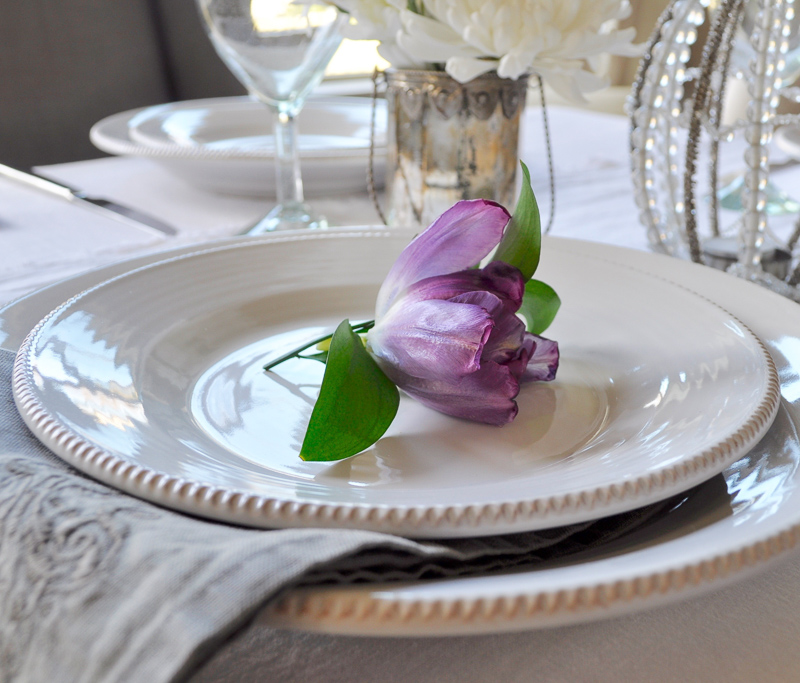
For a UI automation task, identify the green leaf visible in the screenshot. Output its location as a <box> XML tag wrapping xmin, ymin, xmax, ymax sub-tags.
<box><xmin>519</xmin><ymin>279</ymin><xmax>561</xmax><ymax>334</ymax></box>
<box><xmin>300</xmin><ymin>320</ymin><xmax>399</xmax><ymax>462</ymax></box>
<box><xmin>492</xmin><ymin>161</ymin><xmax>541</xmax><ymax>280</ymax></box>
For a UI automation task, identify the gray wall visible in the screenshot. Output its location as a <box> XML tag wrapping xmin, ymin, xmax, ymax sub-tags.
<box><xmin>0</xmin><ymin>0</ymin><xmax>246</xmax><ymax>169</ymax></box>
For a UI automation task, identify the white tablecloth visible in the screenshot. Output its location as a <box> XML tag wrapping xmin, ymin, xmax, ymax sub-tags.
<box><xmin>5</xmin><ymin>105</ymin><xmax>800</xmax><ymax>682</ymax></box>
<box><xmin>2</xmin><ymin>106</ymin><xmax>664</xmax><ymax>308</ymax></box>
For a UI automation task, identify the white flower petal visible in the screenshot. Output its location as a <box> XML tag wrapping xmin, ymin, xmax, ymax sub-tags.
<box><xmin>377</xmin><ymin>43</ymin><xmax>423</xmax><ymax>69</ymax></box>
<box><xmin>445</xmin><ymin>56</ymin><xmax>499</xmax><ymax>83</ymax></box>
<box><xmin>497</xmin><ymin>51</ymin><xmax>533</xmax><ymax>80</ymax></box>
<box><xmin>535</xmin><ymin>65</ymin><xmax>608</xmax><ymax>102</ymax></box>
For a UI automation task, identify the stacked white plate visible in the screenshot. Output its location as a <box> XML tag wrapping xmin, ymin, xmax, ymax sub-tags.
<box><xmin>90</xmin><ymin>96</ymin><xmax>387</xmax><ymax>197</ymax></box>
<box><xmin>5</xmin><ymin>231</ymin><xmax>798</xmax><ymax>635</ymax></box>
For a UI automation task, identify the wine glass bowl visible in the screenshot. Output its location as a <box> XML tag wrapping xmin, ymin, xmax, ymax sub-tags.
<box><xmin>196</xmin><ymin>0</ymin><xmax>346</xmax><ymax>232</ymax></box>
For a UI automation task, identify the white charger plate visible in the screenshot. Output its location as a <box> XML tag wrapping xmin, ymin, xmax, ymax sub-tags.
<box><xmin>90</xmin><ymin>96</ymin><xmax>386</xmax><ymax>197</ymax></box>
<box><xmin>11</xmin><ymin>232</ymin><xmax>778</xmax><ymax>538</ymax></box>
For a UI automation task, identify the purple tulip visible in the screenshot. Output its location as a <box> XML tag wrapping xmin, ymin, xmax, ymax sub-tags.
<box><xmin>367</xmin><ymin>199</ymin><xmax>559</xmax><ymax>425</ymax></box>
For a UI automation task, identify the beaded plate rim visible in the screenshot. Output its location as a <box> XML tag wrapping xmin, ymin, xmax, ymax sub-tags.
<box><xmin>264</xmin><ymin>526</ymin><xmax>797</xmax><ymax>634</ymax></box>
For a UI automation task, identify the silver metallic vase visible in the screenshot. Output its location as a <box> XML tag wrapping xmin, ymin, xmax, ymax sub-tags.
<box><xmin>385</xmin><ymin>70</ymin><xmax>528</xmax><ymax>227</ymax></box>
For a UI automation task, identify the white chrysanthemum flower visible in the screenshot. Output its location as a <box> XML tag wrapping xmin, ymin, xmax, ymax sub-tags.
<box><xmin>334</xmin><ymin>0</ymin><xmax>423</xmax><ymax>68</ymax></box>
<box><xmin>335</xmin><ymin>0</ymin><xmax>641</xmax><ymax>99</ymax></box>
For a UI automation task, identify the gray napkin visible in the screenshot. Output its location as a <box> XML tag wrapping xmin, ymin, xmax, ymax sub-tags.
<box><xmin>0</xmin><ymin>349</ymin><xmax>678</xmax><ymax>683</ymax></box>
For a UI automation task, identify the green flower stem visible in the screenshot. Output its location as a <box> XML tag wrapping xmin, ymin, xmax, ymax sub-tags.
<box><xmin>263</xmin><ymin>320</ymin><xmax>375</xmax><ymax>372</ymax></box>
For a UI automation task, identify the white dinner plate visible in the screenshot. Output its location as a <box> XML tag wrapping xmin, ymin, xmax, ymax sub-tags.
<box><xmin>90</xmin><ymin>96</ymin><xmax>386</xmax><ymax>197</ymax></box>
<box><xmin>127</xmin><ymin>96</ymin><xmax>385</xmax><ymax>157</ymax></box>
<box><xmin>1</xmin><ymin>234</ymin><xmax>798</xmax><ymax>635</ymax></box>
<box><xmin>12</xmin><ymin>232</ymin><xmax>778</xmax><ymax>538</ymax></box>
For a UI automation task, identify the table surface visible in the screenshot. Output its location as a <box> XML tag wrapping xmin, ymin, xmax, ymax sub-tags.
<box><xmin>5</xmin><ymin>104</ymin><xmax>800</xmax><ymax>682</ymax></box>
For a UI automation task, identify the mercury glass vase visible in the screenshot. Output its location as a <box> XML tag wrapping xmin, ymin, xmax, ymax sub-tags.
<box><xmin>385</xmin><ymin>70</ymin><xmax>528</xmax><ymax>228</ymax></box>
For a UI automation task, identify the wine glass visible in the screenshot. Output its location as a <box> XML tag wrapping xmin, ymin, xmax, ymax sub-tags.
<box><xmin>196</xmin><ymin>0</ymin><xmax>346</xmax><ymax>232</ymax></box>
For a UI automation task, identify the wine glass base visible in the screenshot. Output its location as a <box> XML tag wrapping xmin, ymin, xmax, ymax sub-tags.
<box><xmin>241</xmin><ymin>203</ymin><xmax>329</xmax><ymax>235</ymax></box>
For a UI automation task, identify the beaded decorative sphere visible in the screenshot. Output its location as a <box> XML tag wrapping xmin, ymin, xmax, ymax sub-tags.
<box><xmin>630</xmin><ymin>0</ymin><xmax>800</xmax><ymax>300</ymax></box>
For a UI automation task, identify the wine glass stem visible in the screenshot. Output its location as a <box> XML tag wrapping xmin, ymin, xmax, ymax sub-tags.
<box><xmin>274</xmin><ymin>110</ymin><xmax>304</xmax><ymax>206</ymax></box>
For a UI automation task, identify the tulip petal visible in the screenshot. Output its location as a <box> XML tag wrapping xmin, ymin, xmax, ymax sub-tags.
<box><xmin>402</xmin><ymin>261</ymin><xmax>526</xmax><ymax>312</ymax></box>
<box><xmin>448</xmin><ymin>290</ymin><xmax>527</xmax><ymax>365</ymax></box>
<box><xmin>369</xmin><ymin>299</ymin><xmax>493</xmax><ymax>381</ymax></box>
<box><xmin>376</xmin><ymin>199</ymin><xmax>511</xmax><ymax>316</ymax></box>
<box><xmin>522</xmin><ymin>335</ymin><xmax>560</xmax><ymax>382</ymax></box>
<box><xmin>387</xmin><ymin>361</ymin><xmax>521</xmax><ymax>425</ymax></box>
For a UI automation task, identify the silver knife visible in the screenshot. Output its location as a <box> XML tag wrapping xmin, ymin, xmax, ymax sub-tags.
<box><xmin>0</xmin><ymin>163</ymin><xmax>178</xmax><ymax>237</ymax></box>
